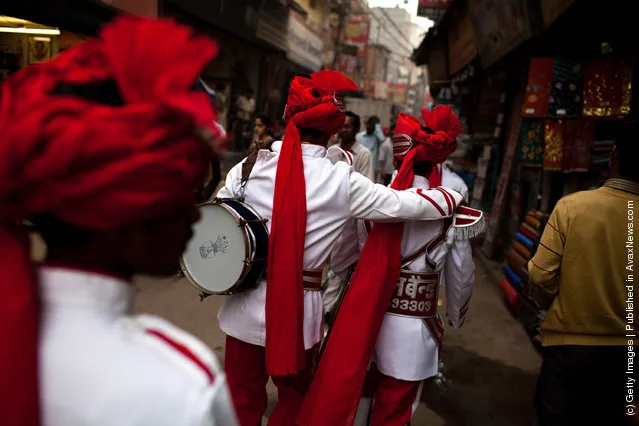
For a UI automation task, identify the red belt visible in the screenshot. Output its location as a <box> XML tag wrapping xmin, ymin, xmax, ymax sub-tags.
<box><xmin>303</xmin><ymin>269</ymin><xmax>323</xmax><ymax>291</ymax></box>
<box><xmin>387</xmin><ymin>270</ymin><xmax>440</xmax><ymax>318</ymax></box>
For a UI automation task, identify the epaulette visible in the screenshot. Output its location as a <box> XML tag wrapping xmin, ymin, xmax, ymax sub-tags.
<box><xmin>326</xmin><ymin>145</ymin><xmax>353</xmax><ymax>166</ymax></box>
<box><xmin>453</xmin><ymin>205</ymin><xmax>485</xmax><ymax>241</ymax></box>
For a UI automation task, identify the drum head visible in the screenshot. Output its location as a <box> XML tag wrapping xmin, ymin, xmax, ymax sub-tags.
<box><xmin>181</xmin><ymin>203</ymin><xmax>248</xmax><ymax>294</ymax></box>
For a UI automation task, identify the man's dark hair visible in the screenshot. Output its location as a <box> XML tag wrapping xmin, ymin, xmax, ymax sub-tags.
<box><xmin>367</xmin><ymin>116</ymin><xmax>378</xmax><ymax>125</ymax></box>
<box><xmin>345</xmin><ymin>111</ymin><xmax>360</xmax><ymax>131</ymax></box>
<box><xmin>395</xmin><ymin>160</ymin><xmax>434</xmax><ymax>177</ymax></box>
<box><xmin>246</xmin><ymin>87</ymin><xmax>254</xmax><ymax>95</ymax></box>
<box><xmin>299</xmin><ymin>127</ymin><xmax>326</xmax><ymax>142</ymax></box>
<box><xmin>215</xmin><ymin>82</ymin><xmax>226</xmax><ymax>91</ymax></box>
<box><xmin>256</xmin><ymin>113</ymin><xmax>272</xmax><ymax>128</ymax></box>
<box><xmin>616</xmin><ymin>121</ymin><xmax>639</xmax><ymax>181</ymax></box>
<box><xmin>30</xmin><ymin>214</ymin><xmax>93</xmax><ymax>246</ymax></box>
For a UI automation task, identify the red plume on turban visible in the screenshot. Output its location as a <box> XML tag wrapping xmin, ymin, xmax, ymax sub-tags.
<box><xmin>266</xmin><ymin>71</ymin><xmax>357</xmax><ymax>376</ymax></box>
<box><xmin>0</xmin><ymin>17</ymin><xmax>218</xmax><ymax>426</ymax></box>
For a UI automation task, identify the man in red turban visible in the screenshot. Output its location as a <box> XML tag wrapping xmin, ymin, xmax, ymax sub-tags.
<box><xmin>343</xmin><ymin>107</ymin><xmax>482</xmax><ymax>425</ymax></box>
<box><xmin>216</xmin><ymin>73</ymin><xmax>464</xmax><ymax>425</ymax></box>
<box><xmin>298</xmin><ymin>106</ymin><xmax>483</xmax><ymax>426</ymax></box>
<box><xmin>0</xmin><ymin>17</ymin><xmax>237</xmax><ymax>426</ymax></box>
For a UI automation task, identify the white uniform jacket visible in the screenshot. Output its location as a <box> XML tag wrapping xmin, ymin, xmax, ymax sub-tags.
<box><xmin>216</xmin><ymin>141</ymin><xmax>463</xmax><ymax>349</ymax></box>
<box><xmin>40</xmin><ymin>267</ymin><xmax>238</xmax><ymax>426</ymax></box>
<box><xmin>325</xmin><ymin>163</ymin><xmax>470</xmax><ymax>314</ymax></box>
<box><xmin>330</xmin><ymin>175</ymin><xmax>475</xmax><ymax>381</ymax></box>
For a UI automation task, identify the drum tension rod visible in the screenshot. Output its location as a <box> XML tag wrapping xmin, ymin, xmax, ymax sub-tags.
<box><xmin>198</xmin><ymin>292</ymin><xmax>210</xmax><ymax>302</ymax></box>
<box><xmin>244</xmin><ymin>258</ymin><xmax>267</xmax><ymax>265</ymax></box>
<box><xmin>238</xmin><ymin>218</ymin><xmax>269</xmax><ymax>227</ymax></box>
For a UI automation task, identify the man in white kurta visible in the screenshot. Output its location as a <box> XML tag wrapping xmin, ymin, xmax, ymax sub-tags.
<box><xmin>215</xmin><ymin>73</ymin><xmax>464</xmax><ymax>426</ymax></box>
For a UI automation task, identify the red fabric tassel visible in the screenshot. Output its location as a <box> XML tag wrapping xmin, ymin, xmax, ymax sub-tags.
<box><xmin>266</xmin><ymin>122</ymin><xmax>308</xmax><ymax>376</ymax></box>
<box><xmin>267</xmin><ymin>70</ymin><xmax>356</xmax><ymax>376</ymax></box>
<box><xmin>428</xmin><ymin>164</ymin><xmax>443</xmax><ymax>188</ymax></box>
<box><xmin>296</xmin><ymin>150</ymin><xmax>418</xmax><ymax>425</ymax></box>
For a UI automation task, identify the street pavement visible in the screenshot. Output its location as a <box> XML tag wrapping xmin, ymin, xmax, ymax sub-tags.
<box><xmin>30</xmin><ymin>220</ymin><xmax>541</xmax><ymax>425</ymax></box>
<box><xmin>130</xmin><ymin>250</ymin><xmax>541</xmax><ymax>426</ymax></box>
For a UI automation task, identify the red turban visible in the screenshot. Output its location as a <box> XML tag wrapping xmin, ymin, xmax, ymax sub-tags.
<box><xmin>267</xmin><ymin>71</ymin><xmax>357</xmax><ymax>376</ymax></box>
<box><xmin>392</xmin><ymin>106</ymin><xmax>462</xmax><ymax>190</ymax></box>
<box><xmin>297</xmin><ymin>105</ymin><xmax>463</xmax><ymax>425</ymax></box>
<box><xmin>0</xmin><ymin>17</ymin><xmax>218</xmax><ymax>426</ymax></box>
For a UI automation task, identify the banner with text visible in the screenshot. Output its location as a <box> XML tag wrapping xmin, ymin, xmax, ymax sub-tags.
<box><xmin>417</xmin><ymin>0</ymin><xmax>451</xmax><ymax>22</ymax></box>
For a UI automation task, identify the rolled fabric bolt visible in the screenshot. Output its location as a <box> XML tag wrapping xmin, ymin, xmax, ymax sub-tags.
<box><xmin>504</xmin><ymin>264</ymin><xmax>522</xmax><ymax>291</ymax></box>
<box><xmin>513</xmin><ymin>240</ymin><xmax>531</xmax><ymax>260</ymax></box>
<box><xmin>500</xmin><ymin>276</ymin><xmax>520</xmax><ymax>311</ymax></box>
<box><xmin>515</xmin><ymin>232</ymin><xmax>534</xmax><ymax>251</ymax></box>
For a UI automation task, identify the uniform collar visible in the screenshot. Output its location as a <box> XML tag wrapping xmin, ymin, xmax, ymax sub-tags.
<box><xmin>412</xmin><ymin>174</ymin><xmax>430</xmax><ymax>189</ymax></box>
<box><xmin>270</xmin><ymin>141</ymin><xmax>327</xmax><ymax>158</ymax></box>
<box><xmin>39</xmin><ymin>266</ymin><xmax>134</xmax><ymax>318</ymax></box>
<box><xmin>604</xmin><ymin>178</ymin><xmax>639</xmax><ymax>195</ymax></box>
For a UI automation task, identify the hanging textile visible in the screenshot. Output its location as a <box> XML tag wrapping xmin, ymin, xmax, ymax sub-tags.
<box><xmin>548</xmin><ymin>57</ymin><xmax>582</xmax><ymax>118</ymax></box>
<box><xmin>522</xmin><ymin>58</ymin><xmax>554</xmax><ymax>117</ymax></box>
<box><xmin>583</xmin><ymin>57</ymin><xmax>634</xmax><ymax>118</ymax></box>
<box><xmin>543</xmin><ymin>120</ymin><xmax>564</xmax><ymax>170</ymax></box>
<box><xmin>518</xmin><ymin>119</ymin><xmax>544</xmax><ymax>167</ymax></box>
<box><xmin>562</xmin><ymin>119</ymin><xmax>594</xmax><ymax>172</ymax></box>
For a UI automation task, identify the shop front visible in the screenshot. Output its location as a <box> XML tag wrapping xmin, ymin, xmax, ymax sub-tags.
<box><xmin>0</xmin><ymin>0</ymin><xmax>158</xmax><ymax>82</ymax></box>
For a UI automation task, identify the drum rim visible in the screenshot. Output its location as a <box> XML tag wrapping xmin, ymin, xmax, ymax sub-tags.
<box><xmin>180</xmin><ymin>199</ymin><xmax>252</xmax><ymax>295</ymax></box>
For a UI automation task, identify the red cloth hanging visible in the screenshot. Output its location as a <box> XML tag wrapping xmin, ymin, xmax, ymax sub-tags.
<box><xmin>266</xmin><ymin>71</ymin><xmax>357</xmax><ymax>376</ymax></box>
<box><xmin>522</xmin><ymin>58</ymin><xmax>555</xmax><ymax>117</ymax></box>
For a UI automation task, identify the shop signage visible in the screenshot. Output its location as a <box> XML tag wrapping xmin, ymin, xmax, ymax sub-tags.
<box><xmin>360</xmin><ymin>79</ymin><xmax>376</xmax><ymax>98</ymax></box>
<box><xmin>448</xmin><ymin>6</ymin><xmax>477</xmax><ymax>75</ymax></box>
<box><xmin>387</xmin><ymin>83</ymin><xmax>395</xmax><ymax>101</ymax></box>
<box><xmin>394</xmin><ymin>82</ymin><xmax>408</xmax><ymax>104</ymax></box>
<box><xmin>451</xmin><ymin>61</ymin><xmax>477</xmax><ymax>86</ymax></box>
<box><xmin>256</xmin><ymin>11</ymin><xmax>288</xmax><ymax>53</ymax></box>
<box><xmin>540</xmin><ymin>0</ymin><xmax>575</xmax><ymax>28</ymax></box>
<box><xmin>469</xmin><ymin>0</ymin><xmax>533</xmax><ymax>68</ymax></box>
<box><xmin>417</xmin><ymin>0</ymin><xmax>451</xmax><ymax>22</ymax></box>
<box><xmin>287</xmin><ymin>10</ymin><xmax>324</xmax><ymax>72</ymax></box>
<box><xmin>341</xmin><ymin>14</ymin><xmax>370</xmax><ymax>58</ymax></box>
<box><xmin>100</xmin><ymin>0</ymin><xmax>157</xmax><ymax>17</ymax></box>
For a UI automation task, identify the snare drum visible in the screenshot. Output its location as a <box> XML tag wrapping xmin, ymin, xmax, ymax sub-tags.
<box><xmin>180</xmin><ymin>198</ymin><xmax>269</xmax><ymax>296</ymax></box>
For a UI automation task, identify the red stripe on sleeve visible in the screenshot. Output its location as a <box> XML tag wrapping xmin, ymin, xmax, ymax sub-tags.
<box><xmin>416</xmin><ymin>189</ymin><xmax>446</xmax><ymax>216</ymax></box>
<box><xmin>439</xmin><ymin>187</ymin><xmax>457</xmax><ymax>211</ymax></box>
<box><xmin>434</xmin><ymin>187</ymin><xmax>452</xmax><ymax>215</ymax></box>
<box><xmin>145</xmin><ymin>329</ymin><xmax>215</xmax><ymax>384</ymax></box>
